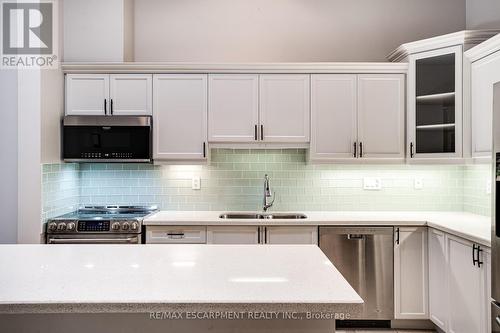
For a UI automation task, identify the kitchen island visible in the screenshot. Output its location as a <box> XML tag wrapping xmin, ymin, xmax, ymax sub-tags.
<box><xmin>0</xmin><ymin>244</ymin><xmax>362</xmax><ymax>333</ymax></box>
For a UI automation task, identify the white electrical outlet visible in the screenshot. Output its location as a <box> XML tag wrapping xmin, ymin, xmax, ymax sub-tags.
<box><xmin>414</xmin><ymin>178</ymin><xmax>424</xmax><ymax>190</ymax></box>
<box><xmin>191</xmin><ymin>176</ymin><xmax>201</xmax><ymax>190</ymax></box>
<box><xmin>486</xmin><ymin>180</ymin><xmax>492</xmax><ymax>194</ymax></box>
<box><xmin>363</xmin><ymin>177</ymin><xmax>382</xmax><ymax>190</ymax></box>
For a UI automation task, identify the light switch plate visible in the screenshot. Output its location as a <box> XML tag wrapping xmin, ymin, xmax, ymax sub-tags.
<box><xmin>363</xmin><ymin>177</ymin><xmax>382</xmax><ymax>190</ymax></box>
<box><xmin>486</xmin><ymin>180</ymin><xmax>492</xmax><ymax>194</ymax></box>
<box><xmin>414</xmin><ymin>178</ymin><xmax>424</xmax><ymax>190</ymax></box>
<box><xmin>191</xmin><ymin>176</ymin><xmax>201</xmax><ymax>190</ymax></box>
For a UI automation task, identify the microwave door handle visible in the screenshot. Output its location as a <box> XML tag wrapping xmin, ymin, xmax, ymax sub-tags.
<box><xmin>92</xmin><ymin>133</ymin><xmax>101</xmax><ymax>148</ymax></box>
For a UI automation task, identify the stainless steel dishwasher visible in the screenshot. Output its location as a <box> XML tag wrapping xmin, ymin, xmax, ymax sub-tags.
<box><xmin>319</xmin><ymin>227</ymin><xmax>394</xmax><ymax>323</ymax></box>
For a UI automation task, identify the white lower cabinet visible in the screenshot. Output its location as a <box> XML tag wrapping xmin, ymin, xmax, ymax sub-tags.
<box><xmin>428</xmin><ymin>228</ymin><xmax>448</xmax><ymax>331</ymax></box>
<box><xmin>428</xmin><ymin>229</ymin><xmax>490</xmax><ymax>333</ymax></box>
<box><xmin>265</xmin><ymin>226</ymin><xmax>318</xmax><ymax>245</ymax></box>
<box><xmin>447</xmin><ymin>235</ymin><xmax>489</xmax><ymax>333</ymax></box>
<box><xmin>204</xmin><ymin>226</ymin><xmax>318</xmax><ymax>244</ymax></box>
<box><xmin>394</xmin><ymin>227</ymin><xmax>428</xmax><ymax>319</ymax></box>
<box><xmin>207</xmin><ymin>226</ymin><xmax>259</xmax><ymax>244</ymax></box>
<box><xmin>146</xmin><ymin>226</ymin><xmax>207</xmax><ymax>244</ymax></box>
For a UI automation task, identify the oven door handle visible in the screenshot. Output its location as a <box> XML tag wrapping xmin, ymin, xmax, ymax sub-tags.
<box><xmin>48</xmin><ymin>237</ymin><xmax>139</xmax><ymax>244</ymax></box>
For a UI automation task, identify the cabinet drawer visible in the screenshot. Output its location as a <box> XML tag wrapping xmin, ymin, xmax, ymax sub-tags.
<box><xmin>265</xmin><ymin>226</ymin><xmax>318</xmax><ymax>244</ymax></box>
<box><xmin>146</xmin><ymin>226</ymin><xmax>207</xmax><ymax>244</ymax></box>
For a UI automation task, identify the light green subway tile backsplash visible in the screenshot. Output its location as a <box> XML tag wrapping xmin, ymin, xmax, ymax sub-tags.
<box><xmin>463</xmin><ymin>164</ymin><xmax>492</xmax><ymax>216</ymax></box>
<box><xmin>42</xmin><ymin>149</ymin><xmax>493</xmax><ymax>219</ymax></box>
<box><xmin>41</xmin><ymin>163</ymin><xmax>80</xmax><ymax>221</ymax></box>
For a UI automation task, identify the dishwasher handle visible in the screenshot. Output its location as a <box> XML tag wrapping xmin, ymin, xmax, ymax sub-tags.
<box><xmin>347</xmin><ymin>234</ymin><xmax>365</xmax><ymax>240</ymax></box>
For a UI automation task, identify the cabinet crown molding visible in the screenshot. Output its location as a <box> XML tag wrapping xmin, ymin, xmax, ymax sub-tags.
<box><xmin>388</xmin><ymin>30</ymin><xmax>500</xmax><ymax>62</ymax></box>
<box><xmin>61</xmin><ymin>62</ymin><xmax>408</xmax><ymax>74</ymax></box>
<box><xmin>465</xmin><ymin>33</ymin><xmax>500</xmax><ymax>63</ymax></box>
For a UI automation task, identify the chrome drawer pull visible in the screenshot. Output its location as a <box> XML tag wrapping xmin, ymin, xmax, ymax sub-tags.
<box><xmin>167</xmin><ymin>233</ymin><xmax>185</xmax><ymax>239</ymax></box>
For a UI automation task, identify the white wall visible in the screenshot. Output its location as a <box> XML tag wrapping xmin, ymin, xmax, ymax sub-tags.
<box><xmin>466</xmin><ymin>0</ymin><xmax>500</xmax><ymax>29</ymax></box>
<box><xmin>134</xmin><ymin>0</ymin><xmax>466</xmax><ymax>62</ymax></box>
<box><xmin>17</xmin><ymin>70</ymin><xmax>43</xmax><ymax>244</ymax></box>
<box><xmin>63</xmin><ymin>0</ymin><xmax>133</xmax><ymax>61</ymax></box>
<box><xmin>0</xmin><ymin>70</ymin><xmax>19</xmax><ymax>244</ymax></box>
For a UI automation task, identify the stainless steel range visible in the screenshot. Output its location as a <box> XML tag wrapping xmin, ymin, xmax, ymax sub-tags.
<box><xmin>45</xmin><ymin>206</ymin><xmax>158</xmax><ymax>244</ymax></box>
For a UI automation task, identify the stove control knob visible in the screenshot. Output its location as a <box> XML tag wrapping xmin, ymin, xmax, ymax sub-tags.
<box><xmin>57</xmin><ymin>223</ymin><xmax>67</xmax><ymax>231</ymax></box>
<box><xmin>122</xmin><ymin>222</ymin><xmax>130</xmax><ymax>230</ymax></box>
<box><xmin>67</xmin><ymin>222</ymin><xmax>76</xmax><ymax>231</ymax></box>
<box><xmin>48</xmin><ymin>222</ymin><xmax>57</xmax><ymax>232</ymax></box>
<box><xmin>130</xmin><ymin>222</ymin><xmax>139</xmax><ymax>231</ymax></box>
<box><xmin>111</xmin><ymin>222</ymin><xmax>121</xmax><ymax>231</ymax></box>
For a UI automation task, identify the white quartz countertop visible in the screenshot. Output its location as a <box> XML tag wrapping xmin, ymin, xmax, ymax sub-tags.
<box><xmin>0</xmin><ymin>244</ymin><xmax>362</xmax><ymax>314</ymax></box>
<box><xmin>144</xmin><ymin>211</ymin><xmax>491</xmax><ymax>246</ymax></box>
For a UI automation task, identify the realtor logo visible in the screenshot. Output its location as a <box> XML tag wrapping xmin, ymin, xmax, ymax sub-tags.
<box><xmin>1</xmin><ymin>1</ymin><xmax>58</xmax><ymax>68</ymax></box>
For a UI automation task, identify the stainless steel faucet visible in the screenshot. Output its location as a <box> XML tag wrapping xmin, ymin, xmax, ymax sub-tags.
<box><xmin>263</xmin><ymin>174</ymin><xmax>275</xmax><ymax>212</ymax></box>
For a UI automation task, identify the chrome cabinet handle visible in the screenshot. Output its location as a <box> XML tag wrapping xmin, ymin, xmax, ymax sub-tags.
<box><xmin>104</xmin><ymin>99</ymin><xmax>107</xmax><ymax>115</ymax></box>
<box><xmin>260</xmin><ymin>125</ymin><xmax>264</xmax><ymax>141</ymax></box>
<box><xmin>110</xmin><ymin>99</ymin><xmax>113</xmax><ymax>115</ymax></box>
<box><xmin>410</xmin><ymin>142</ymin><xmax>414</xmax><ymax>158</ymax></box>
<box><xmin>203</xmin><ymin>142</ymin><xmax>206</xmax><ymax>158</ymax></box>
<box><xmin>254</xmin><ymin>125</ymin><xmax>258</xmax><ymax>141</ymax></box>
<box><xmin>395</xmin><ymin>228</ymin><xmax>400</xmax><ymax>245</ymax></box>
<box><xmin>167</xmin><ymin>233</ymin><xmax>185</xmax><ymax>239</ymax></box>
<box><xmin>353</xmin><ymin>142</ymin><xmax>357</xmax><ymax>158</ymax></box>
<box><xmin>359</xmin><ymin>142</ymin><xmax>363</xmax><ymax>158</ymax></box>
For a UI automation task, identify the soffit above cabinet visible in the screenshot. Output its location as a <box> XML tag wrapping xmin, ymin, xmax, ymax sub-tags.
<box><xmin>61</xmin><ymin>62</ymin><xmax>408</xmax><ymax>74</ymax></box>
<box><xmin>387</xmin><ymin>29</ymin><xmax>500</xmax><ymax>62</ymax></box>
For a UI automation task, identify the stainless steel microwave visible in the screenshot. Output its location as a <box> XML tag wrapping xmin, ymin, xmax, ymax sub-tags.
<box><xmin>62</xmin><ymin>116</ymin><xmax>152</xmax><ymax>163</ymax></box>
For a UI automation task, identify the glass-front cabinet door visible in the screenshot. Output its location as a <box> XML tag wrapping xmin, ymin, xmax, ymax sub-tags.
<box><xmin>408</xmin><ymin>46</ymin><xmax>462</xmax><ymax>159</ymax></box>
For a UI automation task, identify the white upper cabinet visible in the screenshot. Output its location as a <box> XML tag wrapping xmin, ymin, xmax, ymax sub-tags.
<box><xmin>65</xmin><ymin>74</ymin><xmax>110</xmax><ymax>116</ymax></box>
<box><xmin>470</xmin><ymin>51</ymin><xmax>500</xmax><ymax>158</ymax></box>
<box><xmin>310</xmin><ymin>74</ymin><xmax>357</xmax><ymax>160</ymax></box>
<box><xmin>153</xmin><ymin>74</ymin><xmax>207</xmax><ymax>161</ymax></box>
<box><xmin>357</xmin><ymin>74</ymin><xmax>405</xmax><ymax>159</ymax></box>
<box><xmin>428</xmin><ymin>228</ymin><xmax>448</xmax><ymax>331</ymax></box>
<box><xmin>208</xmin><ymin>74</ymin><xmax>259</xmax><ymax>142</ymax></box>
<box><xmin>207</xmin><ymin>74</ymin><xmax>310</xmax><ymax>145</ymax></box>
<box><xmin>259</xmin><ymin>75</ymin><xmax>310</xmax><ymax>143</ymax></box>
<box><xmin>389</xmin><ymin>30</ymin><xmax>500</xmax><ymax>162</ymax></box>
<box><xmin>407</xmin><ymin>46</ymin><xmax>463</xmax><ymax>160</ymax></box>
<box><xmin>109</xmin><ymin>74</ymin><xmax>152</xmax><ymax>116</ymax></box>
<box><xmin>394</xmin><ymin>227</ymin><xmax>428</xmax><ymax>319</ymax></box>
<box><xmin>65</xmin><ymin>74</ymin><xmax>152</xmax><ymax>116</ymax></box>
<box><xmin>310</xmin><ymin>74</ymin><xmax>405</xmax><ymax>162</ymax></box>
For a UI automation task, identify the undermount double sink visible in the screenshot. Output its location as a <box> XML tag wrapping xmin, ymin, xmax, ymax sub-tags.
<box><xmin>219</xmin><ymin>213</ymin><xmax>307</xmax><ymax>220</ymax></box>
